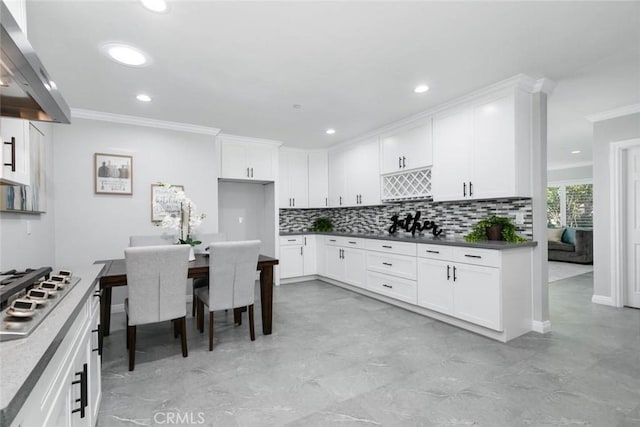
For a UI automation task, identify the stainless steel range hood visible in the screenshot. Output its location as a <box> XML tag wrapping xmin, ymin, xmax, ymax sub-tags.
<box><xmin>1</xmin><ymin>1</ymin><xmax>70</xmax><ymax>123</ymax></box>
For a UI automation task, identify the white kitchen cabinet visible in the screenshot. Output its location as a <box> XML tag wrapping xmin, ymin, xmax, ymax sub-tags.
<box><xmin>219</xmin><ymin>138</ymin><xmax>276</xmax><ymax>181</ymax></box>
<box><xmin>323</xmin><ymin>236</ymin><xmax>366</xmax><ymax>288</ymax></box>
<box><xmin>279</xmin><ymin>149</ymin><xmax>308</xmax><ymax>208</ymax></box>
<box><xmin>432</xmin><ymin>87</ymin><xmax>532</xmax><ymax>201</ymax></box>
<box><xmin>343</xmin><ymin>247</ymin><xmax>366</xmax><ymax>288</ymax></box>
<box><xmin>308</xmin><ymin>151</ymin><xmax>329</xmax><ymax>208</ymax></box>
<box><xmin>417</xmin><ymin>258</ymin><xmax>454</xmax><ymax>315</ymax></box>
<box><xmin>325</xmin><ymin>245</ymin><xmax>344</xmax><ymax>281</ymax></box>
<box><xmin>328</xmin><ymin>150</ymin><xmax>346</xmax><ymax>207</ymax></box>
<box><xmin>451</xmin><ymin>262</ymin><xmax>501</xmax><ymax>331</ymax></box>
<box><xmin>302</xmin><ymin>235</ymin><xmax>317</xmax><ymax>275</ymax></box>
<box><xmin>381</xmin><ymin>119</ymin><xmax>433</xmax><ymax>174</ymax></box>
<box><xmin>0</xmin><ymin>118</ymin><xmax>30</xmax><ymax>185</ymax></box>
<box><xmin>328</xmin><ymin>138</ymin><xmax>380</xmax><ymax>207</ymax></box>
<box><xmin>366</xmin><ymin>270</ymin><xmax>417</xmax><ymax>304</ymax></box>
<box><xmin>279</xmin><ymin>235</ymin><xmax>317</xmax><ymax>279</ymax></box>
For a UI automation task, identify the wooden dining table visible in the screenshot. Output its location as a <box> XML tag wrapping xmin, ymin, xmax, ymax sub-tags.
<box><xmin>97</xmin><ymin>253</ymin><xmax>279</xmax><ymax>337</ymax></box>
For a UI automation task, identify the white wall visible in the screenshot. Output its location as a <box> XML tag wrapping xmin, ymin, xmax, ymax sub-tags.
<box><xmin>592</xmin><ymin>112</ymin><xmax>640</xmax><ymax>300</ymax></box>
<box><xmin>0</xmin><ymin>122</ymin><xmax>55</xmax><ymax>270</ymax></box>
<box><xmin>548</xmin><ymin>165</ymin><xmax>592</xmax><ymax>184</ymax></box>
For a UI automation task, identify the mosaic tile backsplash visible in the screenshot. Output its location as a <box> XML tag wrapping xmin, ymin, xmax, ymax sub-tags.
<box><xmin>280</xmin><ymin>198</ymin><xmax>533</xmax><ymax>239</ymax></box>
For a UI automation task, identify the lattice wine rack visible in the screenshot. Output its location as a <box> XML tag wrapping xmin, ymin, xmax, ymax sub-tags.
<box><xmin>382</xmin><ymin>167</ymin><xmax>432</xmax><ymax>201</ymax></box>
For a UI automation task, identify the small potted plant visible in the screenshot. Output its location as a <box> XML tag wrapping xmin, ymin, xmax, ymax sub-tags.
<box><xmin>309</xmin><ymin>217</ymin><xmax>333</xmax><ymax>232</ymax></box>
<box><xmin>464</xmin><ymin>215</ymin><xmax>526</xmax><ymax>243</ymax></box>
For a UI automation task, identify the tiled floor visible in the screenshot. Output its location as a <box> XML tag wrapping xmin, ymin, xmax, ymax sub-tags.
<box><xmin>548</xmin><ymin>261</ymin><xmax>593</xmax><ymax>282</ymax></box>
<box><xmin>98</xmin><ymin>273</ymin><xmax>639</xmax><ymax>426</ymax></box>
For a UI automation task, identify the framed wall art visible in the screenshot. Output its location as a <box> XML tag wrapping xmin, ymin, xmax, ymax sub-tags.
<box><xmin>151</xmin><ymin>183</ymin><xmax>184</xmax><ymax>222</ymax></box>
<box><xmin>94</xmin><ymin>153</ymin><xmax>132</xmax><ymax>195</ymax></box>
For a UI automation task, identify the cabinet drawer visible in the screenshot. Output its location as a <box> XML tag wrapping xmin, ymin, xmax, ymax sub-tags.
<box><xmin>366</xmin><ymin>252</ymin><xmax>416</xmax><ymax>280</ymax></box>
<box><xmin>417</xmin><ymin>244</ymin><xmax>453</xmax><ymax>260</ymax></box>
<box><xmin>325</xmin><ymin>236</ymin><xmax>364</xmax><ymax>247</ymax></box>
<box><xmin>366</xmin><ymin>271</ymin><xmax>417</xmax><ymax>304</ymax></box>
<box><xmin>365</xmin><ymin>239</ymin><xmax>417</xmax><ymax>256</ymax></box>
<box><xmin>280</xmin><ymin>236</ymin><xmax>303</xmax><ymax>246</ymax></box>
<box><xmin>452</xmin><ymin>247</ymin><xmax>500</xmax><ymax>267</ymax></box>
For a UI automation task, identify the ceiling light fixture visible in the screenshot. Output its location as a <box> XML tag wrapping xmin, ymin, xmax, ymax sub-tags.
<box><xmin>571</xmin><ymin>150</ymin><xmax>581</xmax><ymax>154</ymax></box>
<box><xmin>326</xmin><ymin>129</ymin><xmax>336</xmax><ymax>135</ymax></box>
<box><xmin>102</xmin><ymin>43</ymin><xmax>149</xmax><ymax>67</ymax></box>
<box><xmin>136</xmin><ymin>94</ymin><xmax>152</xmax><ymax>102</ymax></box>
<box><xmin>140</xmin><ymin>0</ymin><xmax>168</xmax><ymax>13</ymax></box>
<box><xmin>414</xmin><ymin>85</ymin><xmax>429</xmax><ymax>94</ymax></box>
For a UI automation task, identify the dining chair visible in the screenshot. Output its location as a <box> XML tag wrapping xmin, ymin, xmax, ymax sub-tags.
<box><xmin>124</xmin><ymin>244</ymin><xmax>190</xmax><ymax>371</ymax></box>
<box><xmin>191</xmin><ymin>232</ymin><xmax>226</xmax><ymax>315</ymax></box>
<box><xmin>195</xmin><ymin>240</ymin><xmax>261</xmax><ymax>351</ymax></box>
<box><xmin>129</xmin><ymin>234</ymin><xmax>176</xmax><ymax>247</ymax></box>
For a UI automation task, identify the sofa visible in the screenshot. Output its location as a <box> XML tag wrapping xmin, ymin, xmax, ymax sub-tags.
<box><xmin>547</xmin><ymin>227</ymin><xmax>593</xmax><ymax>264</ymax></box>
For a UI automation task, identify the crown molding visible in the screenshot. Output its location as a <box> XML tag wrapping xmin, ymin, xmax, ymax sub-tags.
<box><xmin>217</xmin><ymin>132</ymin><xmax>283</xmax><ymax>147</ymax></box>
<box><xmin>547</xmin><ymin>161</ymin><xmax>593</xmax><ymax>171</ymax></box>
<box><xmin>71</xmin><ymin>108</ymin><xmax>221</xmax><ymax>136</ymax></box>
<box><xmin>585</xmin><ymin>103</ymin><xmax>640</xmax><ymax>123</ymax></box>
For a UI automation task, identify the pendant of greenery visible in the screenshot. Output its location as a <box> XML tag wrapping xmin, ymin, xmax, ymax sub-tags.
<box><xmin>310</xmin><ymin>217</ymin><xmax>333</xmax><ymax>232</ymax></box>
<box><xmin>464</xmin><ymin>215</ymin><xmax>527</xmax><ymax>243</ymax></box>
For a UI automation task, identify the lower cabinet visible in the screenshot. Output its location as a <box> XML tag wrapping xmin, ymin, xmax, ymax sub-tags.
<box><xmin>12</xmin><ymin>287</ymin><xmax>102</xmax><ymax>427</ymax></box>
<box><xmin>279</xmin><ymin>235</ymin><xmax>317</xmax><ymax>279</ymax></box>
<box><xmin>324</xmin><ymin>238</ymin><xmax>366</xmax><ymax>289</ymax></box>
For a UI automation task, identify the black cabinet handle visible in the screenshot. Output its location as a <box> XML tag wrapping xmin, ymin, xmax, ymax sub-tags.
<box><xmin>469</xmin><ymin>181</ymin><xmax>473</xmax><ymax>196</ymax></box>
<box><xmin>402</xmin><ymin>156</ymin><xmax>406</xmax><ymax>168</ymax></box>
<box><xmin>464</xmin><ymin>254</ymin><xmax>482</xmax><ymax>258</ymax></box>
<box><xmin>3</xmin><ymin>137</ymin><xmax>16</xmax><ymax>171</ymax></box>
<box><xmin>325</xmin><ymin>197</ymin><xmax>328</xmax><ymax>206</ymax></box>
<box><xmin>300</xmin><ymin>247</ymin><xmax>303</xmax><ymax>256</ymax></box>
<box><xmin>348</xmin><ymin>241</ymin><xmax>357</xmax><ymax>244</ymax></box>
<box><xmin>251</xmin><ymin>167</ymin><xmax>254</xmax><ymax>177</ymax></box>
<box><xmin>339</xmin><ymin>196</ymin><xmax>342</xmax><ymax>206</ymax></box>
<box><xmin>426</xmin><ymin>250</ymin><xmax>439</xmax><ymax>254</ymax></box>
<box><xmin>382</xmin><ymin>245</ymin><xmax>392</xmax><ymax>249</ymax></box>
<box><xmin>453</xmin><ymin>266</ymin><xmax>457</xmax><ymax>282</ymax></box>
<box><xmin>288</xmin><ymin>239</ymin><xmax>296</xmax><ymax>242</ymax></box>
<box><xmin>329</xmin><ymin>239</ymin><xmax>337</xmax><ymax>242</ymax></box>
<box><xmin>293</xmin><ymin>197</ymin><xmax>295</xmax><ymax>207</ymax></box>
<box><xmin>71</xmin><ymin>363</ymin><xmax>88</xmax><ymax>418</ymax></box>
<box><xmin>382</xmin><ymin>262</ymin><xmax>392</xmax><ymax>266</ymax></box>
<box><xmin>92</xmin><ymin>325</ymin><xmax>102</xmax><ymax>355</ymax></box>
<box><xmin>304</xmin><ymin>237</ymin><xmax>307</xmax><ymax>246</ymax></box>
<box><xmin>382</xmin><ymin>284</ymin><xmax>393</xmax><ymax>289</ymax></box>
<box><xmin>463</xmin><ymin>182</ymin><xmax>466</xmax><ymax>197</ymax></box>
<box><xmin>399</xmin><ymin>157</ymin><xmax>402</xmax><ymax>169</ymax></box>
<box><xmin>246</xmin><ymin>167</ymin><xmax>250</xmax><ymax>177</ymax></box>
<box><xmin>447</xmin><ymin>265</ymin><xmax>451</xmax><ymax>280</ymax></box>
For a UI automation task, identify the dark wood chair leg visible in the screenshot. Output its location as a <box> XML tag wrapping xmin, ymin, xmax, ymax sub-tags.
<box><xmin>234</xmin><ymin>307</ymin><xmax>242</xmax><ymax>325</ymax></box>
<box><xmin>128</xmin><ymin>325</ymin><xmax>136</xmax><ymax>371</ymax></box>
<box><xmin>248</xmin><ymin>304</ymin><xmax>255</xmax><ymax>341</ymax></box>
<box><xmin>192</xmin><ymin>292</ymin><xmax>197</xmax><ymax>317</ymax></box>
<box><xmin>126</xmin><ymin>314</ymin><xmax>129</xmax><ymax>349</ymax></box>
<box><xmin>173</xmin><ymin>319</ymin><xmax>179</xmax><ymax>338</ymax></box>
<box><xmin>180</xmin><ymin>316</ymin><xmax>188</xmax><ymax>357</ymax></box>
<box><xmin>209</xmin><ymin>311</ymin><xmax>214</xmax><ymax>351</ymax></box>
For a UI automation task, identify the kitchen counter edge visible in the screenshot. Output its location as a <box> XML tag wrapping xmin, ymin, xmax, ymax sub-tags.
<box><xmin>0</xmin><ymin>263</ymin><xmax>105</xmax><ymax>427</ymax></box>
<box><xmin>280</xmin><ymin>232</ymin><xmax>537</xmax><ymax>250</ymax></box>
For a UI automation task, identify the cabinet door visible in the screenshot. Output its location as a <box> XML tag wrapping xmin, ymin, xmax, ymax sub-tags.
<box><xmin>288</xmin><ymin>151</ymin><xmax>308</xmax><ymax>208</ymax></box>
<box><xmin>88</xmin><ymin>309</ymin><xmax>102</xmax><ymax>425</ymax></box>
<box><xmin>417</xmin><ymin>258</ymin><xmax>454</xmax><ymax>315</ymax></box>
<box><xmin>328</xmin><ymin>151</ymin><xmax>346</xmax><ymax>207</ymax></box>
<box><xmin>0</xmin><ymin>118</ymin><xmax>30</xmax><ymax>185</ymax></box>
<box><xmin>348</xmin><ymin>138</ymin><xmax>380</xmax><ymax>206</ymax></box>
<box><xmin>343</xmin><ymin>247</ymin><xmax>366</xmax><ymax>288</ymax></box>
<box><xmin>246</xmin><ymin>145</ymin><xmax>274</xmax><ymax>180</ymax></box>
<box><xmin>472</xmin><ymin>95</ymin><xmax>516</xmax><ymax>199</ymax></box>
<box><xmin>278</xmin><ymin>150</ymin><xmax>291</xmax><ymax>208</ymax></box>
<box><xmin>308</xmin><ymin>151</ymin><xmax>329</xmax><ymax>208</ymax></box>
<box><xmin>432</xmin><ymin>109</ymin><xmax>473</xmax><ymax>201</ymax></box>
<box><xmin>452</xmin><ymin>263</ymin><xmax>502</xmax><ymax>331</ymax></box>
<box><xmin>220</xmin><ymin>143</ymin><xmax>248</xmax><ymax>179</ymax></box>
<box><xmin>381</xmin><ymin>119</ymin><xmax>433</xmax><ymax>174</ymax></box>
<box><xmin>279</xmin><ymin>245</ymin><xmax>304</xmax><ymax>279</ymax></box>
<box><xmin>303</xmin><ymin>235</ymin><xmax>317</xmax><ymax>275</ymax></box>
<box><xmin>325</xmin><ymin>245</ymin><xmax>344</xmax><ymax>281</ymax></box>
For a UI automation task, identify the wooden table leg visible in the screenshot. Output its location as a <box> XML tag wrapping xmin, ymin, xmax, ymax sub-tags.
<box><xmin>102</xmin><ymin>287</ymin><xmax>112</xmax><ymax>336</ymax></box>
<box><xmin>260</xmin><ymin>266</ymin><xmax>273</xmax><ymax>335</ymax></box>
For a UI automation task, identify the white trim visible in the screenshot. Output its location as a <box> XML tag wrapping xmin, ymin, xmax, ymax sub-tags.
<box><xmin>217</xmin><ymin>132</ymin><xmax>283</xmax><ymax>147</ymax></box>
<box><xmin>71</xmin><ymin>108</ymin><xmax>221</xmax><ymax>135</ymax></box>
<box><xmin>531</xmin><ymin>320</ymin><xmax>552</xmax><ymax>334</ymax></box>
<box><xmin>547</xmin><ymin>178</ymin><xmax>593</xmax><ymax>187</ymax></box>
<box><xmin>609</xmin><ymin>138</ymin><xmax>640</xmax><ymax>308</ymax></box>
<box><xmin>586</xmin><ymin>104</ymin><xmax>640</xmax><ymax>123</ymax></box>
<box><xmin>280</xmin><ymin>275</ymin><xmax>319</xmax><ymax>284</ymax></box>
<box><xmin>547</xmin><ymin>161</ymin><xmax>593</xmax><ymax>171</ymax></box>
<box><xmin>591</xmin><ymin>295</ymin><xmax>616</xmax><ymax>307</ymax></box>
<box><xmin>533</xmin><ymin>79</ymin><xmax>556</xmax><ymax>96</ymax></box>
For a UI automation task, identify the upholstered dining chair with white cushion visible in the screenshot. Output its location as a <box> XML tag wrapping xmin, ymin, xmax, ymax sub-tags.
<box><xmin>195</xmin><ymin>240</ymin><xmax>261</xmax><ymax>351</ymax></box>
<box><xmin>124</xmin><ymin>244</ymin><xmax>190</xmax><ymax>371</ymax></box>
<box><xmin>129</xmin><ymin>234</ymin><xmax>176</xmax><ymax>247</ymax></box>
<box><xmin>191</xmin><ymin>232</ymin><xmax>227</xmax><ymax>315</ymax></box>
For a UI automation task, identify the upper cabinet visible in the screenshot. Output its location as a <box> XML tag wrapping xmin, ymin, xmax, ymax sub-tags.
<box><xmin>308</xmin><ymin>150</ymin><xmax>329</xmax><ymax>208</ymax></box>
<box><xmin>1</xmin><ymin>118</ymin><xmax>30</xmax><ymax>185</ymax></box>
<box><xmin>432</xmin><ymin>87</ymin><xmax>532</xmax><ymax>202</ymax></box>
<box><xmin>380</xmin><ymin>119</ymin><xmax>433</xmax><ymax>174</ymax></box>
<box><xmin>328</xmin><ymin>138</ymin><xmax>380</xmax><ymax>207</ymax></box>
<box><xmin>279</xmin><ymin>149</ymin><xmax>309</xmax><ymax>209</ymax></box>
<box><xmin>219</xmin><ymin>136</ymin><xmax>278</xmax><ymax>182</ymax></box>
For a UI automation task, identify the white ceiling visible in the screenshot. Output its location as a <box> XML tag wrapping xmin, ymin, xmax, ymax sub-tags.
<box><xmin>26</xmin><ymin>1</ymin><xmax>640</xmax><ymax>170</ymax></box>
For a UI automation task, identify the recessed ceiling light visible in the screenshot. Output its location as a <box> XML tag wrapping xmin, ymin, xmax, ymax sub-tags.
<box><xmin>293</xmin><ymin>104</ymin><xmax>302</xmax><ymax>109</ymax></box>
<box><xmin>140</xmin><ymin>0</ymin><xmax>168</xmax><ymax>13</ymax></box>
<box><xmin>102</xmin><ymin>43</ymin><xmax>149</xmax><ymax>67</ymax></box>
<box><xmin>326</xmin><ymin>129</ymin><xmax>336</xmax><ymax>135</ymax></box>
<box><xmin>414</xmin><ymin>85</ymin><xmax>429</xmax><ymax>94</ymax></box>
<box><xmin>136</xmin><ymin>94</ymin><xmax>152</xmax><ymax>102</ymax></box>
<box><xmin>571</xmin><ymin>150</ymin><xmax>581</xmax><ymax>154</ymax></box>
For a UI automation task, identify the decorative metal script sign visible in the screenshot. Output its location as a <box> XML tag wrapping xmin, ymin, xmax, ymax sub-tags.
<box><xmin>388</xmin><ymin>211</ymin><xmax>443</xmax><ymax>237</ymax></box>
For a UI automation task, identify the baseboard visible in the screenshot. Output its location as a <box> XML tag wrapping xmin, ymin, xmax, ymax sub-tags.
<box><xmin>591</xmin><ymin>294</ymin><xmax>616</xmax><ymax>306</ymax></box>
<box><xmin>280</xmin><ymin>275</ymin><xmax>319</xmax><ymax>284</ymax></box>
<box><xmin>531</xmin><ymin>320</ymin><xmax>552</xmax><ymax>334</ymax></box>
<box><xmin>111</xmin><ymin>295</ymin><xmax>194</xmax><ymax>314</ymax></box>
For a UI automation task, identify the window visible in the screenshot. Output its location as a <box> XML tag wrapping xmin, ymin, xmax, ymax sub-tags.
<box><xmin>546</xmin><ymin>183</ymin><xmax>593</xmax><ymax>228</ymax></box>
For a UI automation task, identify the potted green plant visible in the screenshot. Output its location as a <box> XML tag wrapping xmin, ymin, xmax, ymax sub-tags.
<box><xmin>310</xmin><ymin>217</ymin><xmax>333</xmax><ymax>232</ymax></box>
<box><xmin>464</xmin><ymin>215</ymin><xmax>527</xmax><ymax>243</ymax></box>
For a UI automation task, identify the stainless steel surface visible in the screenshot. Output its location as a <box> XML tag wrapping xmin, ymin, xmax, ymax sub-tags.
<box><xmin>0</xmin><ymin>276</ymin><xmax>81</xmax><ymax>341</ymax></box>
<box><xmin>0</xmin><ymin>267</ymin><xmax>52</xmax><ymax>305</ymax></box>
<box><xmin>0</xmin><ymin>2</ymin><xmax>70</xmax><ymax>123</ymax></box>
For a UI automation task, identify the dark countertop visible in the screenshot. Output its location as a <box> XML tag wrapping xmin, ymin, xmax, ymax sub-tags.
<box><xmin>280</xmin><ymin>231</ymin><xmax>537</xmax><ymax>250</ymax></box>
